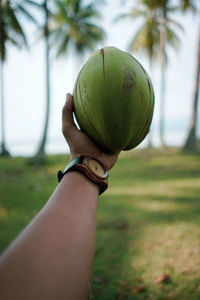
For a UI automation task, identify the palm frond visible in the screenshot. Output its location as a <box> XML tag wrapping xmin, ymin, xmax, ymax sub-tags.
<box><xmin>166</xmin><ymin>17</ymin><xmax>184</xmax><ymax>32</ymax></box>
<box><xmin>166</xmin><ymin>5</ymin><xmax>179</xmax><ymax>13</ymax></box>
<box><xmin>50</xmin><ymin>27</ymin><xmax>64</xmax><ymax>49</ymax></box>
<box><xmin>16</xmin><ymin>3</ymin><xmax>38</xmax><ymax>25</ymax></box>
<box><xmin>128</xmin><ymin>23</ymin><xmax>147</xmax><ymax>52</ymax></box>
<box><xmin>51</xmin><ymin>0</ymin><xmax>104</xmax><ymax>57</ymax></box>
<box><xmin>76</xmin><ymin>5</ymin><xmax>100</xmax><ymax>21</ymax></box>
<box><xmin>180</xmin><ymin>0</ymin><xmax>197</xmax><ymax>13</ymax></box>
<box><xmin>6</xmin><ymin>4</ymin><xmax>28</xmax><ymax>47</ymax></box>
<box><xmin>113</xmin><ymin>12</ymin><xmax>133</xmax><ymax>23</ymax></box>
<box><xmin>166</xmin><ymin>26</ymin><xmax>181</xmax><ymax>50</ymax></box>
<box><xmin>55</xmin><ymin>0</ymin><xmax>67</xmax><ymax>18</ymax></box>
<box><xmin>0</xmin><ymin>27</ymin><xmax>7</xmax><ymax>61</ymax></box>
<box><xmin>115</xmin><ymin>8</ymin><xmax>147</xmax><ymax>23</ymax></box>
<box><xmin>22</xmin><ymin>0</ymin><xmax>43</xmax><ymax>8</ymax></box>
<box><xmin>7</xmin><ymin>36</ymin><xmax>20</xmax><ymax>47</ymax></box>
<box><xmin>128</xmin><ymin>20</ymin><xmax>160</xmax><ymax>62</ymax></box>
<box><xmin>56</xmin><ymin>34</ymin><xmax>70</xmax><ymax>57</ymax></box>
<box><xmin>131</xmin><ymin>8</ymin><xmax>148</xmax><ymax>18</ymax></box>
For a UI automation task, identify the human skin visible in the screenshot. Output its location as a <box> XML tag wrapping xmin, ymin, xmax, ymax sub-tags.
<box><xmin>0</xmin><ymin>94</ymin><xmax>119</xmax><ymax>300</ymax></box>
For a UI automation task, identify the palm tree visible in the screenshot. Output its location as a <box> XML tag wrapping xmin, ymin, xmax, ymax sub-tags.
<box><xmin>117</xmin><ymin>0</ymin><xmax>183</xmax><ymax>147</ymax></box>
<box><xmin>0</xmin><ymin>0</ymin><xmax>34</xmax><ymax>156</ymax></box>
<box><xmin>32</xmin><ymin>0</ymin><xmax>105</xmax><ymax>163</ymax></box>
<box><xmin>154</xmin><ymin>0</ymin><xmax>184</xmax><ymax>147</ymax></box>
<box><xmin>0</xmin><ymin>0</ymin><xmax>38</xmax><ymax>157</ymax></box>
<box><xmin>51</xmin><ymin>0</ymin><xmax>105</xmax><ymax>57</ymax></box>
<box><xmin>181</xmin><ymin>1</ymin><xmax>199</xmax><ymax>151</ymax></box>
<box><xmin>128</xmin><ymin>10</ymin><xmax>160</xmax><ymax>69</ymax></box>
<box><xmin>29</xmin><ymin>0</ymin><xmax>51</xmax><ymax>163</ymax></box>
<box><xmin>121</xmin><ymin>5</ymin><xmax>160</xmax><ymax>147</ymax></box>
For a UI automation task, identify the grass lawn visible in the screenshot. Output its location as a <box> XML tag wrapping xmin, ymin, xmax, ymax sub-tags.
<box><xmin>0</xmin><ymin>148</ymin><xmax>200</xmax><ymax>299</ymax></box>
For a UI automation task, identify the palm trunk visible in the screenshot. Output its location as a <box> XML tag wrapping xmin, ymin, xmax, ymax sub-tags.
<box><xmin>183</xmin><ymin>11</ymin><xmax>200</xmax><ymax>152</ymax></box>
<box><xmin>34</xmin><ymin>0</ymin><xmax>50</xmax><ymax>161</ymax></box>
<box><xmin>159</xmin><ymin>7</ymin><xmax>167</xmax><ymax>148</ymax></box>
<box><xmin>0</xmin><ymin>59</ymin><xmax>10</xmax><ymax>156</ymax></box>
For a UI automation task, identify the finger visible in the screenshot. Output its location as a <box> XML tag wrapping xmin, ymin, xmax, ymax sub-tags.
<box><xmin>62</xmin><ymin>93</ymin><xmax>77</xmax><ymax>139</ymax></box>
<box><xmin>63</xmin><ymin>93</ymin><xmax>74</xmax><ymax>114</ymax></box>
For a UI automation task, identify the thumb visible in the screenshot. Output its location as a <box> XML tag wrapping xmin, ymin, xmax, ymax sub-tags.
<box><xmin>62</xmin><ymin>93</ymin><xmax>77</xmax><ymax>140</ymax></box>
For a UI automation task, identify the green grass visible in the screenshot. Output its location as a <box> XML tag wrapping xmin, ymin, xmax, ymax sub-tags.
<box><xmin>0</xmin><ymin>148</ymin><xmax>200</xmax><ymax>299</ymax></box>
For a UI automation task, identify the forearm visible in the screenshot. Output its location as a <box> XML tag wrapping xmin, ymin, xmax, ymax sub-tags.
<box><xmin>0</xmin><ymin>171</ymin><xmax>99</xmax><ymax>300</ymax></box>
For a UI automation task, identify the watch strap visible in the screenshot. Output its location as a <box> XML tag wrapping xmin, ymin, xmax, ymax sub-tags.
<box><xmin>57</xmin><ymin>156</ymin><xmax>83</xmax><ymax>182</ymax></box>
<box><xmin>76</xmin><ymin>163</ymin><xmax>108</xmax><ymax>194</ymax></box>
<box><xmin>57</xmin><ymin>156</ymin><xmax>108</xmax><ymax>195</ymax></box>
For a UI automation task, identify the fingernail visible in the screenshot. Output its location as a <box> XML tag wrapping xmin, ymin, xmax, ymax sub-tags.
<box><xmin>67</xmin><ymin>93</ymin><xmax>71</xmax><ymax>98</ymax></box>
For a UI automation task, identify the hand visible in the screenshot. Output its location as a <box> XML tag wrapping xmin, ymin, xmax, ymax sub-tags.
<box><xmin>62</xmin><ymin>93</ymin><xmax>120</xmax><ymax>170</ymax></box>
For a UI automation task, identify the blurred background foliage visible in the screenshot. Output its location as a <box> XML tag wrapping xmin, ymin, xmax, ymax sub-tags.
<box><xmin>0</xmin><ymin>0</ymin><xmax>200</xmax><ymax>159</ymax></box>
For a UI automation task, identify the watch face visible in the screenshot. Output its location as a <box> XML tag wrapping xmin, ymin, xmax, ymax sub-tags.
<box><xmin>88</xmin><ymin>158</ymin><xmax>106</xmax><ymax>177</ymax></box>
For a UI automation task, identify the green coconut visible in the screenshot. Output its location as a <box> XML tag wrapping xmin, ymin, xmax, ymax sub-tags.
<box><xmin>73</xmin><ymin>46</ymin><xmax>155</xmax><ymax>153</ymax></box>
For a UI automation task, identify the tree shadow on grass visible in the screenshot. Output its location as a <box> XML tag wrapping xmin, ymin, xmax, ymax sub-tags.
<box><xmin>92</xmin><ymin>192</ymin><xmax>200</xmax><ymax>299</ymax></box>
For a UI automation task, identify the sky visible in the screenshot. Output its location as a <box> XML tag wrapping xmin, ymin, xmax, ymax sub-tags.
<box><xmin>1</xmin><ymin>0</ymin><xmax>200</xmax><ymax>156</ymax></box>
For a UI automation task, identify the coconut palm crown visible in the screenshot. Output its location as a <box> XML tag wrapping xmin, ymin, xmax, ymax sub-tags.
<box><xmin>50</xmin><ymin>0</ymin><xmax>105</xmax><ymax>57</ymax></box>
<box><xmin>0</xmin><ymin>0</ymin><xmax>30</xmax><ymax>61</ymax></box>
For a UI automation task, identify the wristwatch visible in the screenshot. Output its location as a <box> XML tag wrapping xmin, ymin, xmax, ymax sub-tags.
<box><xmin>57</xmin><ymin>156</ymin><xmax>109</xmax><ymax>195</ymax></box>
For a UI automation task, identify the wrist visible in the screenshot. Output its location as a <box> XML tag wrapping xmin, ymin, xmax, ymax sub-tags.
<box><xmin>61</xmin><ymin>170</ymin><xmax>99</xmax><ymax>194</ymax></box>
<box><xmin>58</xmin><ymin>156</ymin><xmax>109</xmax><ymax>195</ymax></box>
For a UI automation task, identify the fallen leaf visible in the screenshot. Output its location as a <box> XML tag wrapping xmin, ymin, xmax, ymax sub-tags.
<box><xmin>154</xmin><ymin>274</ymin><xmax>170</xmax><ymax>284</ymax></box>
